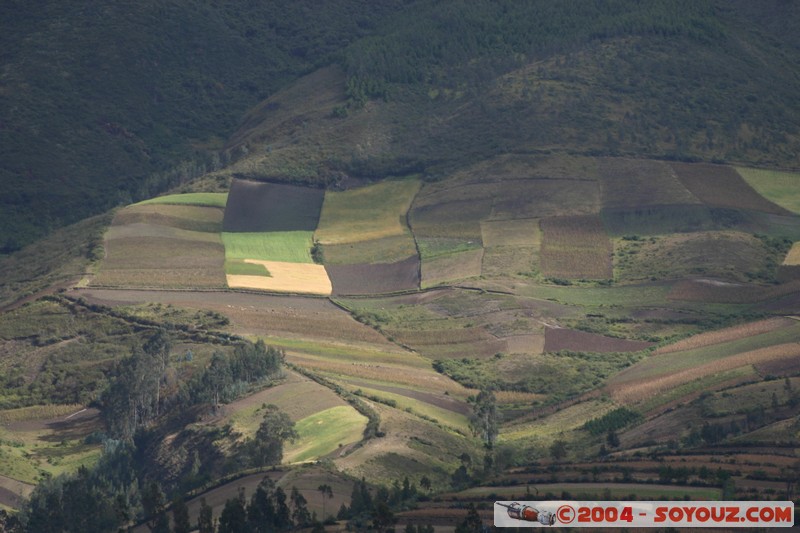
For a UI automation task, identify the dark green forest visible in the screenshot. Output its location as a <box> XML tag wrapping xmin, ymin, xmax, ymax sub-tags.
<box><xmin>3</xmin><ymin>0</ymin><xmax>800</xmax><ymax>250</ymax></box>
<box><xmin>0</xmin><ymin>0</ymin><xmax>408</xmax><ymax>251</ymax></box>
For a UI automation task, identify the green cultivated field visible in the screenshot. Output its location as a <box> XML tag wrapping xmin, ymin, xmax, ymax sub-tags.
<box><xmin>136</xmin><ymin>193</ymin><xmax>229</xmax><ymax>208</ymax></box>
<box><xmin>222</xmin><ymin>231</ymin><xmax>314</xmax><ymax>263</ymax></box>
<box><xmin>316</xmin><ymin>179</ymin><xmax>421</xmax><ymax>244</ymax></box>
<box><xmin>737</xmin><ymin>167</ymin><xmax>800</xmax><ymax>214</ymax></box>
<box><xmin>284</xmin><ymin>406</ymin><xmax>368</xmax><ymax>463</ymax></box>
<box><xmin>224</xmin><ymin>259</ymin><xmax>270</xmax><ymax>276</ymax></box>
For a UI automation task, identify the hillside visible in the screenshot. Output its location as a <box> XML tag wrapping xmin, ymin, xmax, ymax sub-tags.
<box><xmin>0</xmin><ymin>0</ymin><xmax>409</xmax><ymax>251</ymax></box>
<box><xmin>220</xmin><ymin>0</ymin><xmax>800</xmax><ymax>186</ymax></box>
<box><xmin>2</xmin><ymin>1</ymin><xmax>800</xmax><ymax>531</ymax></box>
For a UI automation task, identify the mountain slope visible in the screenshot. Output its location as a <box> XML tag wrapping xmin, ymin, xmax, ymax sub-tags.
<box><xmin>0</xmin><ymin>0</ymin><xmax>409</xmax><ymax>250</ymax></box>
<box><xmin>221</xmin><ymin>0</ymin><xmax>800</xmax><ymax>185</ymax></box>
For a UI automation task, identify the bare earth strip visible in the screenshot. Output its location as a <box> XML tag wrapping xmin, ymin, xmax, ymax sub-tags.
<box><xmin>226</xmin><ymin>260</ymin><xmax>332</xmax><ymax>295</ymax></box>
<box><xmin>608</xmin><ymin>343</ymin><xmax>800</xmax><ymax>404</ymax></box>
<box><xmin>654</xmin><ymin>317</ymin><xmax>796</xmax><ymax>354</ymax></box>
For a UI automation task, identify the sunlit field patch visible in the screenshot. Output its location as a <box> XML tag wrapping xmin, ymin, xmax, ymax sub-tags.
<box><xmin>226</xmin><ymin>260</ymin><xmax>331</xmax><ymax>295</ymax></box>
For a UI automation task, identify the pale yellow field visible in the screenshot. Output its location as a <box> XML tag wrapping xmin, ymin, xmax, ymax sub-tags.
<box><xmin>783</xmin><ymin>243</ymin><xmax>800</xmax><ymax>265</ymax></box>
<box><xmin>226</xmin><ymin>260</ymin><xmax>332</xmax><ymax>295</ymax></box>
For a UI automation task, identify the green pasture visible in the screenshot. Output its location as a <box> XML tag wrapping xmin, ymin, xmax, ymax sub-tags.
<box><xmin>222</xmin><ymin>231</ymin><xmax>314</xmax><ymax>263</ymax></box>
<box><xmin>737</xmin><ymin>167</ymin><xmax>800</xmax><ymax>215</ymax></box>
<box><xmin>136</xmin><ymin>192</ymin><xmax>229</xmax><ymax>208</ymax></box>
<box><xmin>315</xmin><ymin>179</ymin><xmax>420</xmax><ymax>244</ymax></box>
<box><xmin>284</xmin><ymin>405</ymin><xmax>367</xmax><ymax>463</ymax></box>
<box><xmin>0</xmin><ymin>422</ymin><xmax>102</xmax><ymax>484</ymax></box>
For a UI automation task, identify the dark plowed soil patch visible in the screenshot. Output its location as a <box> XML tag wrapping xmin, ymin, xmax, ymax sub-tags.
<box><xmin>670</xmin><ymin>162</ymin><xmax>792</xmax><ymax>215</ymax></box>
<box><xmin>544</xmin><ymin>327</ymin><xmax>653</xmax><ymax>353</ymax></box>
<box><xmin>223</xmin><ymin>179</ymin><xmax>324</xmax><ymax>232</ymax></box>
<box><xmin>326</xmin><ymin>256</ymin><xmax>420</xmax><ymax>295</ymax></box>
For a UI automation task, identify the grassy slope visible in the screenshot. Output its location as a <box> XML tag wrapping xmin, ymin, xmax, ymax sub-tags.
<box><xmin>284</xmin><ymin>406</ymin><xmax>368</xmax><ymax>463</ymax></box>
<box><xmin>221</xmin><ymin>232</ymin><xmax>314</xmax><ymax>264</ymax></box>
<box><xmin>136</xmin><ymin>193</ymin><xmax>229</xmax><ymax>208</ymax></box>
<box><xmin>737</xmin><ymin>167</ymin><xmax>800</xmax><ymax>215</ymax></box>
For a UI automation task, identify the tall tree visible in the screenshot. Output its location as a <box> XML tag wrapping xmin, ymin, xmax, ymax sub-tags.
<box><xmin>173</xmin><ymin>497</ymin><xmax>192</xmax><ymax>533</ymax></box>
<box><xmin>469</xmin><ymin>390</ymin><xmax>499</xmax><ymax>448</ymax></box>
<box><xmin>198</xmin><ymin>498</ymin><xmax>215</xmax><ymax>533</ymax></box>
<box><xmin>274</xmin><ymin>487</ymin><xmax>292</xmax><ymax>530</ymax></box>
<box><xmin>248</xmin><ymin>478</ymin><xmax>277</xmax><ymax>533</ymax></box>
<box><xmin>205</xmin><ymin>352</ymin><xmax>232</xmax><ymax>412</ymax></box>
<box><xmin>290</xmin><ymin>487</ymin><xmax>311</xmax><ymax>528</ymax></box>
<box><xmin>218</xmin><ymin>490</ymin><xmax>249</xmax><ymax>533</ymax></box>
<box><xmin>142</xmin><ymin>481</ymin><xmax>168</xmax><ymax>533</ymax></box>
<box><xmin>249</xmin><ymin>405</ymin><xmax>298</xmax><ymax>467</ymax></box>
<box><xmin>455</xmin><ymin>503</ymin><xmax>483</xmax><ymax>533</ymax></box>
<box><xmin>318</xmin><ymin>484</ymin><xmax>333</xmax><ymax>520</ymax></box>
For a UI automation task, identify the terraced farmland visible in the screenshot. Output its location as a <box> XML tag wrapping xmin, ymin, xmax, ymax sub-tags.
<box><xmin>92</xmin><ymin>200</ymin><xmax>227</xmax><ymax>289</ymax></box>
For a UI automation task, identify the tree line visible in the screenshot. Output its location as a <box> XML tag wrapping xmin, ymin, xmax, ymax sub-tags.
<box><xmin>101</xmin><ymin>333</ymin><xmax>284</xmax><ymax>439</ymax></box>
<box><xmin>16</xmin><ymin>333</ymin><xmax>293</xmax><ymax>532</ymax></box>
